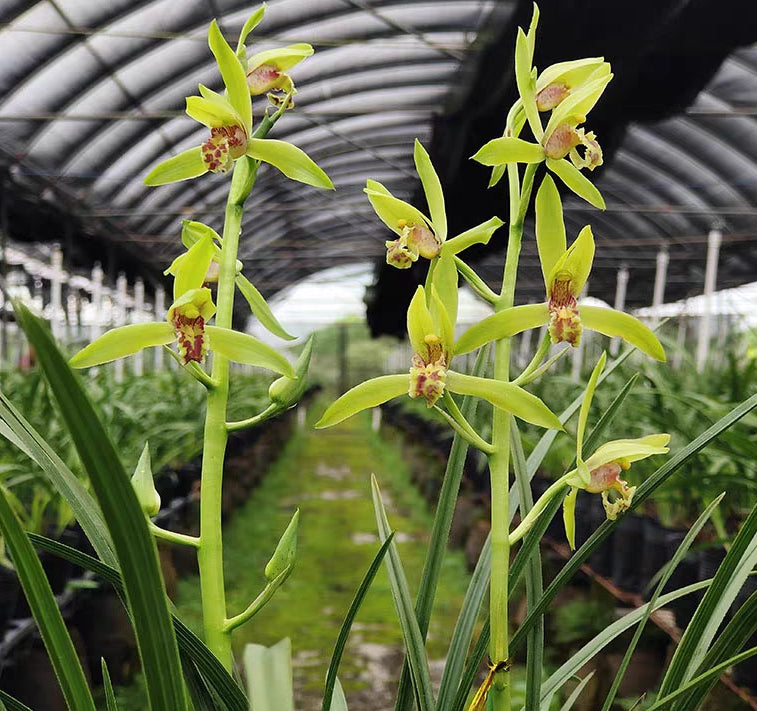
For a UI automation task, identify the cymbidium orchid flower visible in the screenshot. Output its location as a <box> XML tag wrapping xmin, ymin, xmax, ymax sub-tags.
<box><xmin>453</xmin><ymin>176</ymin><xmax>666</xmax><ymax>361</ymax></box>
<box><xmin>471</xmin><ymin>7</ymin><xmax>611</xmax><ymax>210</ymax></box>
<box><xmin>69</xmin><ymin>238</ymin><xmax>295</xmax><ymax>377</ymax></box>
<box><xmin>559</xmin><ymin>354</ymin><xmax>670</xmax><ymax>549</ymax></box>
<box><xmin>367</xmin><ymin>140</ymin><xmax>504</xmax><ymax>269</ymax></box>
<box><xmin>316</xmin><ymin>255</ymin><xmax>561</xmax><ymax>431</ymax></box>
<box><xmin>143</xmin><ymin>20</ymin><xmax>332</xmax><ymax>191</ymax></box>
<box><xmin>246</xmin><ymin>44</ymin><xmax>313</xmax><ymax>99</ymax></box>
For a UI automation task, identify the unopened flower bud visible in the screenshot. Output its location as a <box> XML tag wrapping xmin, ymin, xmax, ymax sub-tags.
<box><xmin>265</xmin><ymin>509</ymin><xmax>299</xmax><ymax>582</ymax></box>
<box><xmin>268</xmin><ymin>336</ymin><xmax>313</xmax><ymax>409</ymax></box>
<box><xmin>131</xmin><ymin>443</ymin><xmax>161</xmax><ymax>517</ymax></box>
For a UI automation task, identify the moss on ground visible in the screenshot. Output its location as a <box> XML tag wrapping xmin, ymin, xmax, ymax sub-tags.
<box><xmin>173</xmin><ymin>399</ymin><xmax>472</xmax><ymax>703</ymax></box>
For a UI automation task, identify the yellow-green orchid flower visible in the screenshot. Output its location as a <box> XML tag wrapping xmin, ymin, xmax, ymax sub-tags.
<box><xmin>316</xmin><ymin>255</ymin><xmax>561</xmax><ymax>430</ymax></box>
<box><xmin>471</xmin><ymin>6</ymin><xmax>611</xmax><ymax>209</ymax></box>
<box><xmin>559</xmin><ymin>354</ymin><xmax>670</xmax><ymax>548</ymax></box>
<box><xmin>69</xmin><ymin>240</ymin><xmax>295</xmax><ymax>376</ymax></box>
<box><xmin>367</xmin><ymin>140</ymin><xmax>504</xmax><ymax>269</ymax></box>
<box><xmin>453</xmin><ymin>176</ymin><xmax>666</xmax><ymax>361</ymax></box>
<box><xmin>143</xmin><ymin>20</ymin><xmax>332</xmax><ymax>190</ymax></box>
<box><xmin>246</xmin><ymin>43</ymin><xmax>313</xmax><ymax>98</ymax></box>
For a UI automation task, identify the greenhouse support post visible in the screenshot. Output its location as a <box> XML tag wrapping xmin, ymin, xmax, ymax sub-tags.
<box><xmin>696</xmin><ymin>227</ymin><xmax>722</xmax><ymax>373</ymax></box>
<box><xmin>50</xmin><ymin>244</ymin><xmax>63</xmax><ymax>341</ymax></box>
<box><xmin>610</xmin><ymin>266</ymin><xmax>629</xmax><ymax>356</ymax></box>
<box><xmin>154</xmin><ymin>285</ymin><xmax>165</xmax><ymax>371</ymax></box>
<box><xmin>90</xmin><ymin>262</ymin><xmax>103</xmax><ymax>342</ymax></box>
<box><xmin>134</xmin><ymin>277</ymin><xmax>144</xmax><ymax>376</ymax></box>
<box><xmin>674</xmin><ymin>315</ymin><xmax>686</xmax><ymax>369</ymax></box>
<box><xmin>651</xmin><ymin>248</ymin><xmax>669</xmax><ymax>327</ymax></box>
<box><xmin>114</xmin><ymin>272</ymin><xmax>127</xmax><ymax>383</ymax></box>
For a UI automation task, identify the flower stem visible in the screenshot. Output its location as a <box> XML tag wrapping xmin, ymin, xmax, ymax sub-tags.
<box><xmin>196</xmin><ymin>159</ymin><xmax>257</xmax><ymax>670</ymax></box>
<box><xmin>489</xmin><ymin>161</ymin><xmax>537</xmax><ymax>710</ymax></box>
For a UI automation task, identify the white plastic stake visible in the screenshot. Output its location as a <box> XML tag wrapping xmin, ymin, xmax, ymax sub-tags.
<box><xmin>50</xmin><ymin>245</ymin><xmax>63</xmax><ymax>341</ymax></box>
<box><xmin>90</xmin><ymin>263</ymin><xmax>104</xmax><ymax>342</ymax></box>
<box><xmin>651</xmin><ymin>249</ymin><xmax>669</xmax><ymax>326</ymax></box>
<box><xmin>134</xmin><ymin>277</ymin><xmax>144</xmax><ymax>376</ymax></box>
<box><xmin>696</xmin><ymin>228</ymin><xmax>722</xmax><ymax>373</ymax></box>
<box><xmin>154</xmin><ymin>285</ymin><xmax>165</xmax><ymax>371</ymax></box>
<box><xmin>115</xmin><ymin>273</ymin><xmax>127</xmax><ymax>383</ymax></box>
<box><xmin>609</xmin><ymin>266</ymin><xmax>629</xmax><ymax>356</ymax></box>
<box><xmin>371</xmin><ymin>407</ymin><xmax>382</xmax><ymax>432</ymax></box>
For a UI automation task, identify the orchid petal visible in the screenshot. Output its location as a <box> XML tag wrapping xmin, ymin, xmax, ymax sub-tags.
<box><xmin>70</xmin><ymin>323</ymin><xmax>175</xmax><ymax>368</ymax></box>
<box><xmin>577</xmin><ymin>352</ymin><xmax>606</xmax><ymax>460</ymax></box>
<box><xmin>315</xmin><ymin>374</ymin><xmax>410</xmax><ymax>428</ymax></box>
<box><xmin>236</xmin><ymin>274</ymin><xmax>296</xmax><ymax>341</ymax></box>
<box><xmin>546</xmin><ymin>157</ymin><xmax>605</xmax><ymax>209</ymax></box>
<box><xmin>545</xmin><ymin>71</ymin><xmax>613</xmax><ymax>139</ymax></box>
<box><xmin>247</xmin><ymin>44</ymin><xmax>314</xmax><ymax>73</ymax></box>
<box><xmin>583</xmin><ymin>434</ymin><xmax>671</xmax><ymax>471</ymax></box>
<box><xmin>472</xmin><ymin>137</ymin><xmax>545</xmax><ymax>166</ymax></box>
<box><xmin>548</xmin><ymin>225</ymin><xmax>595</xmax><ymax>298</ymax></box>
<box><xmin>144</xmin><ymin>147</ymin><xmax>207</xmax><ymax>186</ymax></box>
<box><xmin>172</xmin><ymin>234</ymin><xmax>215</xmax><ymax>300</ymax></box>
<box><xmin>205</xmin><ymin>326</ymin><xmax>294</xmax><ymax>376</ymax></box>
<box><xmin>431</xmin><ymin>251</ymin><xmax>458</xmax><ymax>328</ymax></box>
<box><xmin>365</xmin><ymin>181</ymin><xmax>431</xmax><ymax>235</ymax></box>
<box><xmin>535</xmin><ymin>175</ymin><xmax>567</xmax><ymax>291</ymax></box>
<box><xmin>413</xmin><ymin>140</ymin><xmax>447</xmax><ymax>241</ymax></box>
<box><xmin>185</xmin><ymin>95</ymin><xmax>240</xmax><ymax>129</ymax></box>
<box><xmin>563</xmin><ymin>487</ymin><xmax>578</xmax><ymax>550</ymax></box>
<box><xmin>581</xmin><ymin>306</ymin><xmax>666</xmax><ymax>361</ymax></box>
<box><xmin>247</xmin><ymin>138</ymin><xmax>333</xmax><ymax>189</ymax></box>
<box><xmin>515</xmin><ymin>28</ymin><xmax>542</xmax><ymax>140</ymax></box>
<box><xmin>208</xmin><ymin>19</ymin><xmax>252</xmax><ymax>134</ymax></box>
<box><xmin>429</xmin><ymin>285</ymin><xmax>454</xmax><ymax>358</ymax></box>
<box><xmin>446</xmin><ymin>371</ymin><xmax>562</xmax><ymax>430</ymax></box>
<box><xmin>407</xmin><ymin>286</ymin><xmax>434</xmax><ymax>356</ymax></box>
<box><xmin>536</xmin><ymin>57</ymin><xmax>607</xmax><ymax>93</ymax></box>
<box><xmin>442</xmin><ymin>217</ymin><xmax>504</xmax><ymax>256</ymax></box>
<box><xmin>455</xmin><ymin>303</ymin><xmax>549</xmax><ymax>356</ymax></box>
<box><xmin>237</xmin><ymin>6</ymin><xmax>267</xmax><ymax>53</ymax></box>
<box><xmin>181</xmin><ymin>220</ymin><xmax>222</xmax><ymax>250</ymax></box>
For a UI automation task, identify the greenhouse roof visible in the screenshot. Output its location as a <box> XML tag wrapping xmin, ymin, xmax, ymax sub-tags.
<box><xmin>0</xmin><ymin>0</ymin><xmax>756</xmax><ymax>331</ymax></box>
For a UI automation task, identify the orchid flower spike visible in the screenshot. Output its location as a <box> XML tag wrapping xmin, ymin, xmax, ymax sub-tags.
<box><xmin>367</xmin><ymin>140</ymin><xmax>504</xmax><ymax>269</ymax></box>
<box><xmin>560</xmin><ymin>354</ymin><xmax>670</xmax><ymax>549</ymax></box>
<box><xmin>144</xmin><ymin>20</ymin><xmax>332</xmax><ymax>190</ymax></box>
<box><xmin>316</xmin><ymin>254</ymin><xmax>561</xmax><ymax>431</ymax></box>
<box><xmin>454</xmin><ymin>176</ymin><xmax>666</xmax><ymax>361</ymax></box>
<box><xmin>471</xmin><ymin>5</ymin><xmax>611</xmax><ymax>210</ymax></box>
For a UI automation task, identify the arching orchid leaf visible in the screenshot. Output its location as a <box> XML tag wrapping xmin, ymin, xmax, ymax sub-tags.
<box><xmin>315</xmin><ymin>375</ymin><xmax>410</xmax><ymax>428</ymax></box>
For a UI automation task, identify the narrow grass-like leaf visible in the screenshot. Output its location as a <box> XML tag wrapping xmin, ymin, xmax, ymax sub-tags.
<box><xmin>396</xmin><ymin>346</ymin><xmax>489</xmax><ymax>711</ymax></box>
<box><xmin>511</xmin><ymin>420</ymin><xmax>543</xmax><ymax>711</ymax></box>
<box><xmin>0</xmin><ymin>392</ymin><xmax>116</xmax><ymax>567</ymax></box>
<box><xmin>659</xmin><ymin>501</ymin><xmax>757</xmax><ymax>696</ymax></box>
<box><xmin>0</xmin><ymin>485</ymin><xmax>96</xmax><ymax>711</ymax></box>
<box><xmin>14</xmin><ymin>303</ymin><xmax>187</xmax><ymax>711</ymax></box>
<box><xmin>329</xmin><ymin>678</ymin><xmax>349</xmax><ymax>711</ymax></box>
<box><xmin>181</xmin><ymin>656</ymin><xmax>218</xmax><ymax>711</ymax></box>
<box><xmin>323</xmin><ymin>534</ymin><xmax>394</xmax><ymax>711</ymax></box>
<box><xmin>102</xmin><ymin>660</ymin><xmax>118</xmax><ymax>711</ymax></box>
<box><xmin>557</xmin><ymin>671</ymin><xmax>594</xmax><ymax>711</ymax></box>
<box><xmin>675</xmin><ymin>585</ymin><xmax>757</xmax><ymax>711</ymax></box>
<box><xmin>599</xmin><ymin>494</ymin><xmax>725</xmax><ymax>711</ymax></box>
<box><xmin>371</xmin><ymin>475</ymin><xmax>435</xmax><ymax>711</ymax></box>
<box><xmin>0</xmin><ymin>691</ymin><xmax>33</xmax><ymax>711</ymax></box>
<box><xmin>26</xmin><ymin>533</ymin><xmax>248</xmax><ymax>711</ymax></box>
<box><xmin>244</xmin><ymin>638</ymin><xmax>295</xmax><ymax>711</ymax></box>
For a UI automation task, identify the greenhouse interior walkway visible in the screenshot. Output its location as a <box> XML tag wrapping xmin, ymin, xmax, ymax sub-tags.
<box><xmin>173</xmin><ymin>402</ymin><xmax>472</xmax><ymax>711</ymax></box>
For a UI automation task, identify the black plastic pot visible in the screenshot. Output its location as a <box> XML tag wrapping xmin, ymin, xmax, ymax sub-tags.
<box><xmin>587</xmin><ymin>500</ymin><xmax>613</xmax><ymax>578</ymax></box>
<box><xmin>639</xmin><ymin>517</ymin><xmax>670</xmax><ymax>595</ymax></box>
<box><xmin>612</xmin><ymin>514</ymin><xmax>645</xmax><ymax>592</ymax></box>
<box><xmin>731</xmin><ymin>576</ymin><xmax>757</xmax><ymax>692</ymax></box>
<box><xmin>0</xmin><ymin>566</ymin><xmax>20</xmax><ymax>634</ymax></box>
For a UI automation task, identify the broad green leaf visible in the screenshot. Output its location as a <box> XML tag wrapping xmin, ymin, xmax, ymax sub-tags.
<box><xmin>414</xmin><ymin>139</ymin><xmax>447</xmax><ymax>240</ymax></box>
<box><xmin>322</xmin><ymin>535</ymin><xmax>393</xmax><ymax>711</ymax></box>
<box><xmin>546</xmin><ymin>158</ymin><xmax>605</xmax><ymax>209</ymax></box>
<box><xmin>247</xmin><ymin>138</ymin><xmax>333</xmax><ymax>189</ymax></box>
<box><xmin>432</xmin><ymin>252</ymin><xmax>459</xmax><ymax>331</ymax></box>
<box><xmin>247</xmin><ymin>43</ymin><xmax>314</xmax><ymax>72</ymax></box>
<box><xmin>548</xmin><ymin>225</ymin><xmax>594</xmax><ymax>298</ymax></box>
<box><xmin>535</xmin><ymin>175</ymin><xmax>566</xmax><ymax>290</ymax></box>
<box><xmin>576</xmin><ymin>351</ymin><xmax>606</xmax><ymax>460</ymax></box>
<box><xmin>208</xmin><ymin>19</ymin><xmax>252</xmax><ymax>134</ymax></box>
<box><xmin>185</xmin><ymin>95</ymin><xmax>239</xmax><ymax>129</ymax></box>
<box><xmin>365</xmin><ymin>182</ymin><xmax>431</xmax><ymax>235</ymax></box>
<box><xmin>70</xmin><ymin>322</ymin><xmax>175</xmax><ymax>368</ymax></box>
<box><xmin>581</xmin><ymin>306</ymin><xmax>665</xmax><ymax>361</ymax></box>
<box><xmin>244</xmin><ymin>638</ymin><xmax>294</xmax><ymax>711</ymax></box>
<box><xmin>237</xmin><ymin>5</ymin><xmax>267</xmax><ymax>52</ymax></box>
<box><xmin>446</xmin><ymin>371</ymin><xmax>562</xmax><ymax>430</ymax></box>
<box><xmin>406</xmin><ymin>286</ymin><xmax>435</xmax><ymax>356</ymax></box>
<box><xmin>101</xmin><ymin>660</ymin><xmax>118</xmax><ymax>711</ymax></box>
<box><xmin>205</xmin><ymin>325</ymin><xmax>294</xmax><ymax>376</ymax></box>
<box><xmin>315</xmin><ymin>374</ymin><xmax>409</xmax><ymax>428</ymax></box>
<box><xmin>172</xmin><ymin>233</ymin><xmax>215</xmax><ymax>299</ymax></box>
<box><xmin>562</xmin><ymin>487</ymin><xmax>578</xmax><ymax>550</ymax></box>
<box><xmin>515</xmin><ymin>28</ymin><xmax>542</xmax><ymax>140</ymax></box>
<box><xmin>144</xmin><ymin>147</ymin><xmax>207</xmax><ymax>186</ymax></box>
<box><xmin>236</xmin><ymin>274</ymin><xmax>296</xmax><ymax>340</ymax></box>
<box><xmin>0</xmin><ymin>393</ymin><xmax>115</xmax><ymax>567</ymax></box>
<box><xmin>371</xmin><ymin>476</ymin><xmax>435</xmax><ymax>711</ymax></box>
<box><xmin>0</xmin><ymin>485</ymin><xmax>96</xmax><ymax>711</ymax></box>
<box><xmin>26</xmin><ymin>533</ymin><xmax>248</xmax><ymax>711</ymax></box>
<box><xmin>442</xmin><ymin>217</ymin><xmax>504</xmax><ymax>256</ymax></box>
<box><xmin>455</xmin><ymin>303</ymin><xmax>549</xmax><ymax>355</ymax></box>
<box><xmin>14</xmin><ymin>303</ymin><xmax>187</xmax><ymax>711</ymax></box>
<box><xmin>472</xmin><ymin>137</ymin><xmax>545</xmax><ymax>166</ymax></box>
